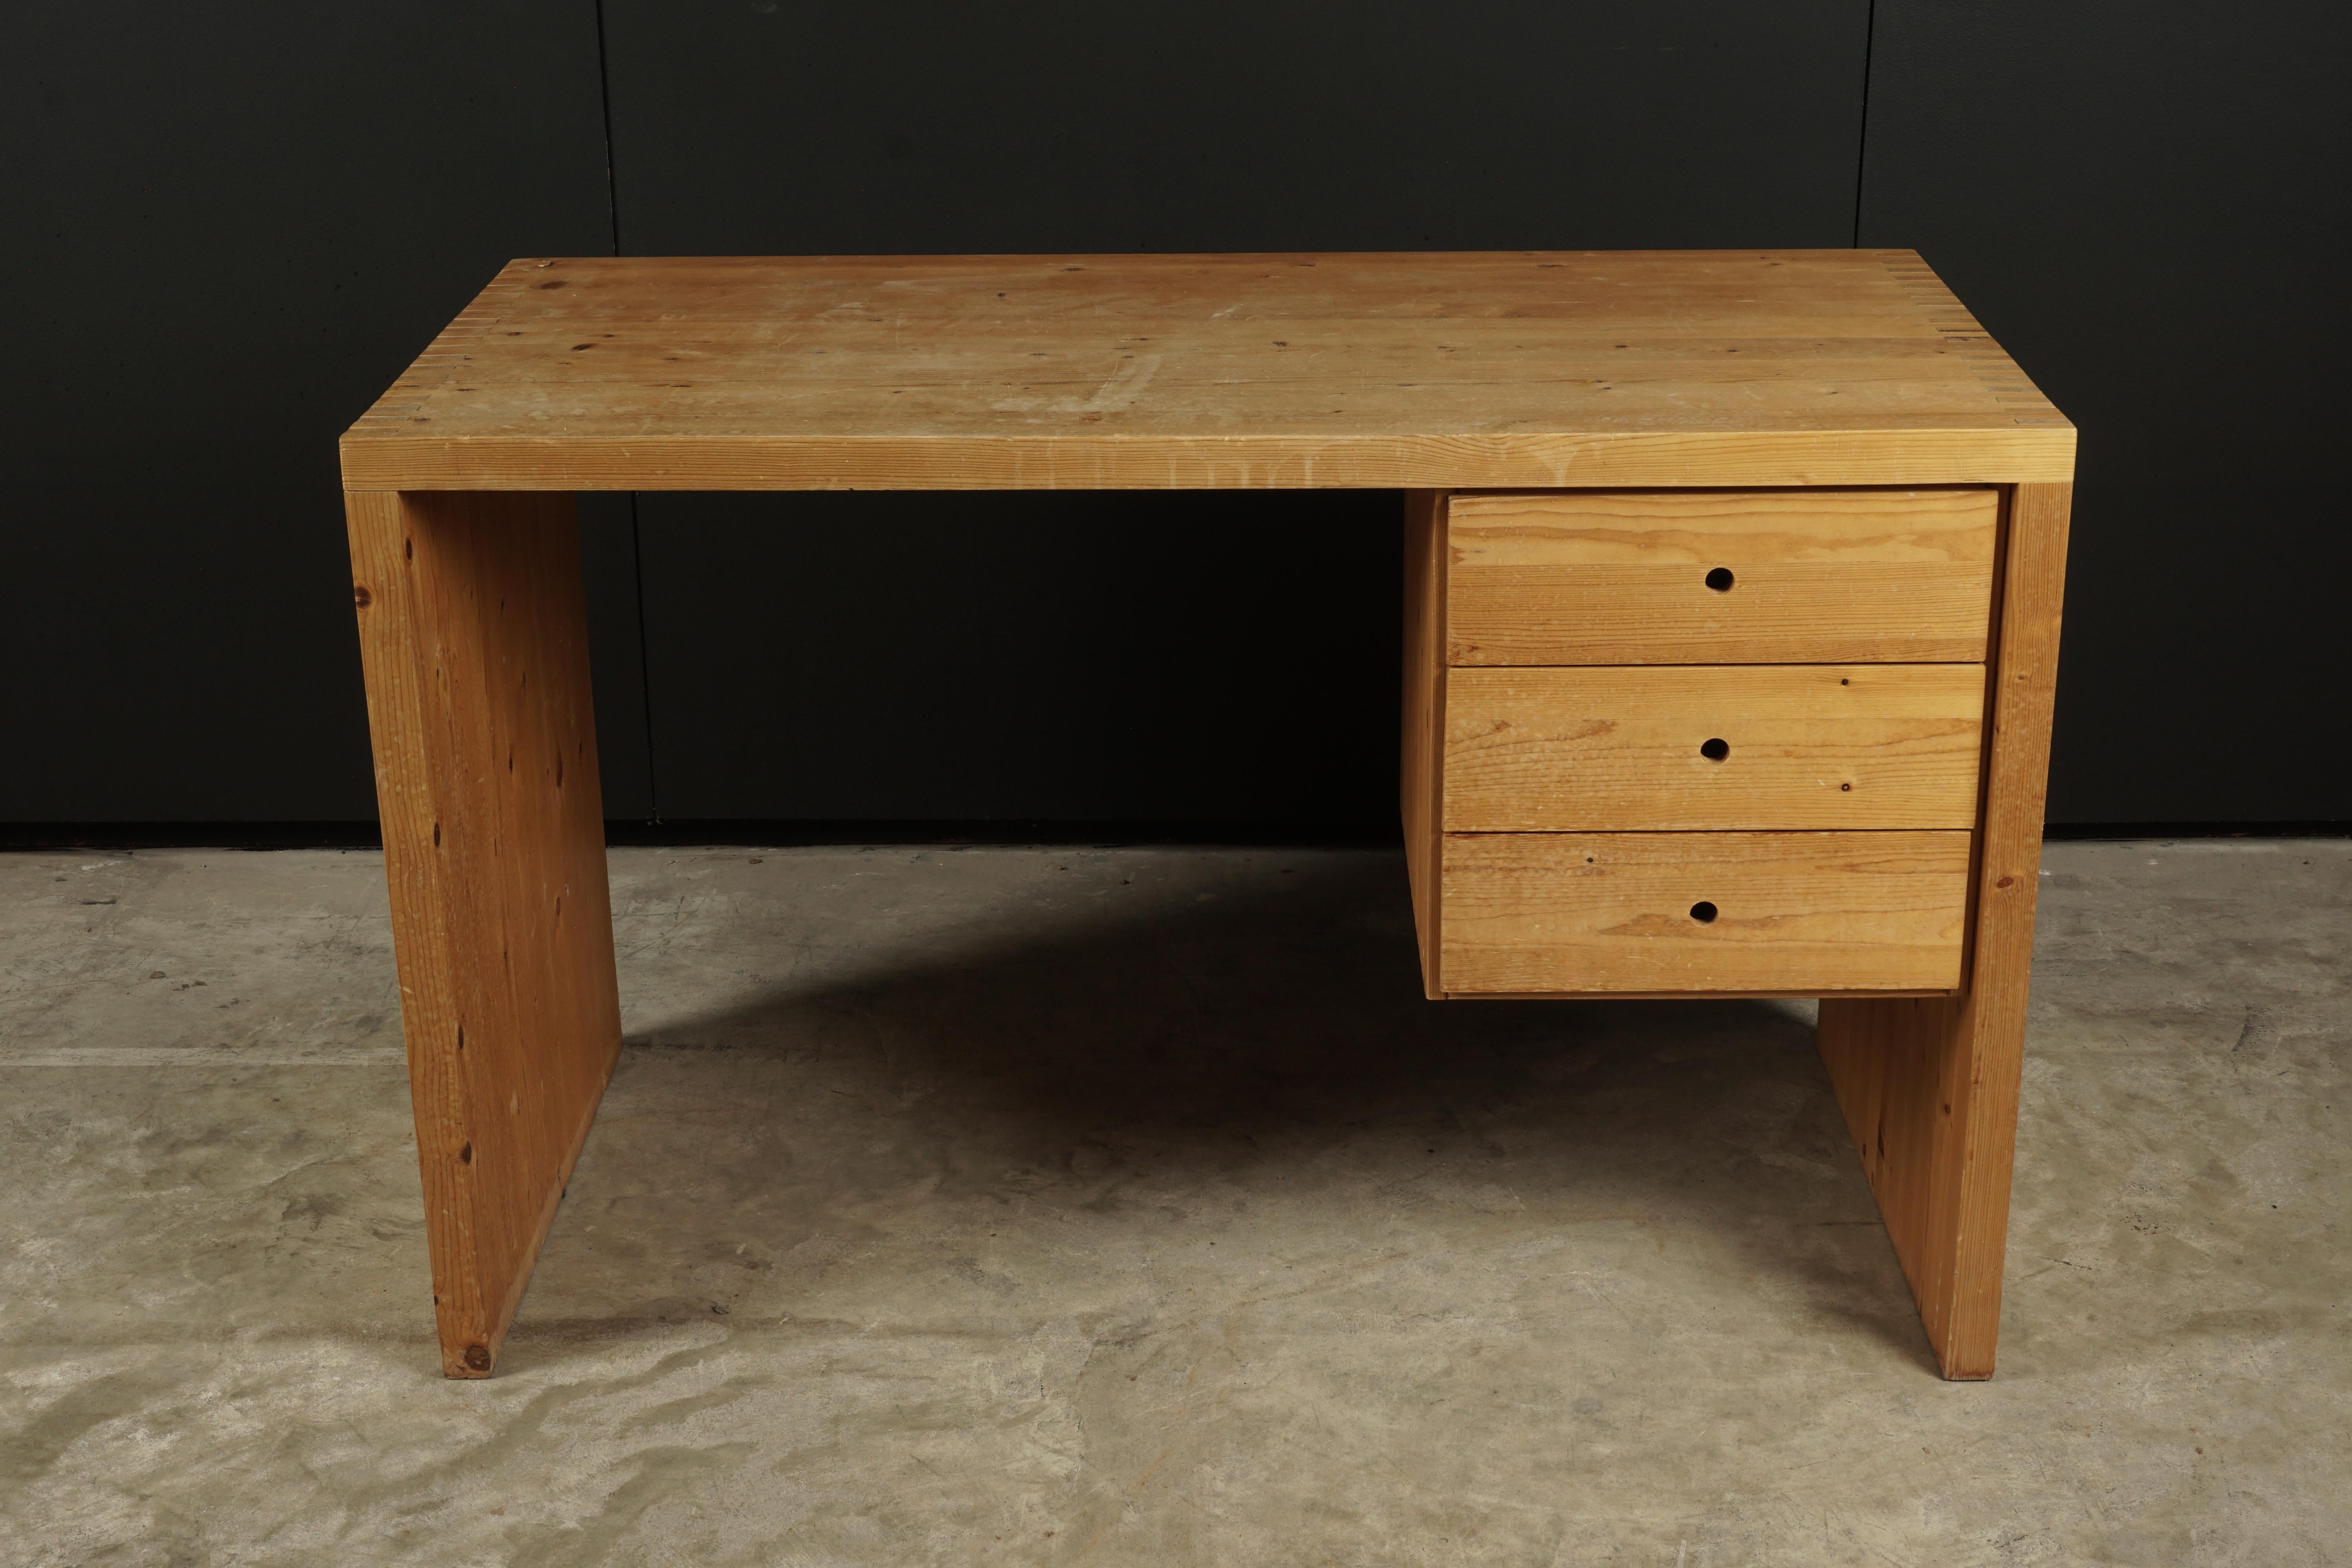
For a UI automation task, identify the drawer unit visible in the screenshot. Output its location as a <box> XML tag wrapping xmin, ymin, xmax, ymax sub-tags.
<box><xmin>1401</xmin><ymin>486</ymin><xmax>2004</xmax><ymax>1000</ymax></box>
<box><xmin>1444</xmin><ymin>664</ymin><xmax>1985</xmax><ymax>831</ymax></box>
<box><xmin>1446</xmin><ymin>488</ymin><xmax>1998</xmax><ymax>665</ymax></box>
<box><xmin>1439</xmin><ymin>831</ymin><xmax>1973</xmax><ymax>996</ymax></box>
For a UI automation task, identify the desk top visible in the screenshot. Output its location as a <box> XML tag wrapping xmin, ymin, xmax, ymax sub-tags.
<box><xmin>340</xmin><ymin>250</ymin><xmax>2071</xmax><ymax>492</ymax></box>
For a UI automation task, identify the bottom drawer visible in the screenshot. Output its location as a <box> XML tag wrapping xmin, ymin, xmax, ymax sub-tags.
<box><xmin>1439</xmin><ymin>831</ymin><xmax>1971</xmax><ymax>996</ymax></box>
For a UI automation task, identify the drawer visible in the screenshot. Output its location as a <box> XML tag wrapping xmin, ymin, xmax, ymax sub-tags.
<box><xmin>1437</xmin><ymin>830</ymin><xmax>1971</xmax><ymax>995</ymax></box>
<box><xmin>1446</xmin><ymin>488</ymin><xmax>1998</xmax><ymax>664</ymax></box>
<box><xmin>1444</xmin><ymin>664</ymin><xmax>1985</xmax><ymax>831</ymax></box>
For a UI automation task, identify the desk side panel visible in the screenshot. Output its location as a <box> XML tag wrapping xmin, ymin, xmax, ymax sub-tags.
<box><xmin>347</xmin><ymin>489</ymin><xmax>622</xmax><ymax>1377</ymax></box>
<box><xmin>1817</xmin><ymin>480</ymin><xmax>2071</xmax><ymax>1379</ymax></box>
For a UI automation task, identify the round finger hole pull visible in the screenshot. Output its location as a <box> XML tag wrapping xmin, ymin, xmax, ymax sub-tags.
<box><xmin>1689</xmin><ymin>901</ymin><xmax>1719</xmax><ymax>923</ymax></box>
<box><xmin>1704</xmin><ymin>567</ymin><xmax>1735</xmax><ymax>592</ymax></box>
<box><xmin>1699</xmin><ymin>737</ymin><xmax>1730</xmax><ymax>761</ymax></box>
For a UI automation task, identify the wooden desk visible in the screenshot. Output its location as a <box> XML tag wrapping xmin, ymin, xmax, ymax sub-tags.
<box><xmin>341</xmin><ymin>251</ymin><xmax>2073</xmax><ymax>1379</ymax></box>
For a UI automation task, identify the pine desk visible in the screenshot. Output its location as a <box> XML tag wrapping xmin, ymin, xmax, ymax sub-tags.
<box><xmin>341</xmin><ymin>251</ymin><xmax>2073</xmax><ymax>1379</ymax></box>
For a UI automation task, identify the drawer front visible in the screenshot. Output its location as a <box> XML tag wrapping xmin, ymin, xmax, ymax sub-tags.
<box><xmin>1444</xmin><ymin>664</ymin><xmax>1985</xmax><ymax>831</ymax></box>
<box><xmin>1439</xmin><ymin>831</ymin><xmax>1971</xmax><ymax>995</ymax></box>
<box><xmin>1446</xmin><ymin>488</ymin><xmax>1998</xmax><ymax>665</ymax></box>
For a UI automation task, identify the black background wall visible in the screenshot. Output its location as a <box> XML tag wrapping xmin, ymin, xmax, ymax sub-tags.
<box><xmin>5</xmin><ymin>2</ymin><xmax>2346</xmax><ymax>834</ymax></box>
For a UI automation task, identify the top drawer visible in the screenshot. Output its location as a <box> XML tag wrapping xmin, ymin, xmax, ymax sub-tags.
<box><xmin>1446</xmin><ymin>488</ymin><xmax>1998</xmax><ymax>665</ymax></box>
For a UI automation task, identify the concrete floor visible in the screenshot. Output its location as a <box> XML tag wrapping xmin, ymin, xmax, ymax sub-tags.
<box><xmin>1</xmin><ymin>838</ymin><xmax>2345</xmax><ymax>1566</ymax></box>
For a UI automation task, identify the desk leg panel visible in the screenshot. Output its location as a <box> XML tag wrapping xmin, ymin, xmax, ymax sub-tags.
<box><xmin>346</xmin><ymin>489</ymin><xmax>622</xmax><ymax>1378</ymax></box>
<box><xmin>1818</xmin><ymin>481</ymin><xmax>2070</xmax><ymax>1379</ymax></box>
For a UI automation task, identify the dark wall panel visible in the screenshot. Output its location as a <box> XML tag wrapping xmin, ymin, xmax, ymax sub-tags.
<box><xmin>12</xmin><ymin>2</ymin><xmax>2338</xmax><ymax>829</ymax></box>
<box><xmin>0</xmin><ymin>5</ymin><xmax>652</xmax><ymax>822</ymax></box>
<box><xmin>604</xmin><ymin>2</ymin><xmax>1871</xmax><ymax>255</ymax></box>
<box><xmin>637</xmin><ymin>491</ymin><xmax>1399</xmax><ymax>822</ymax></box>
<box><xmin>1859</xmin><ymin>2</ymin><xmax>2352</xmax><ymax>823</ymax></box>
<box><xmin>605</xmin><ymin>0</ymin><xmax>1872</xmax><ymax>820</ymax></box>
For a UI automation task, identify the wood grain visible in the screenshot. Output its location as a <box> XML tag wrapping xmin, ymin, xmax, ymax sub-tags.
<box><xmin>1446</xmin><ymin>488</ymin><xmax>1998</xmax><ymax>664</ymax></box>
<box><xmin>339</xmin><ymin>252</ymin><xmax>2074</xmax><ymax>491</ymax></box>
<box><xmin>1439</xmin><ymin>830</ymin><xmax>1972</xmax><ymax>995</ymax></box>
<box><xmin>345</xmin><ymin>489</ymin><xmax>622</xmax><ymax>1378</ymax></box>
<box><xmin>1817</xmin><ymin>481</ymin><xmax>2073</xmax><ymax>1379</ymax></box>
<box><xmin>1444</xmin><ymin>664</ymin><xmax>1985</xmax><ymax>830</ymax></box>
<box><xmin>1401</xmin><ymin>490</ymin><xmax>1448</xmax><ymax>999</ymax></box>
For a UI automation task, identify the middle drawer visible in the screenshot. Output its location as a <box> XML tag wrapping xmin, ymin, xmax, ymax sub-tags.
<box><xmin>1444</xmin><ymin>664</ymin><xmax>1985</xmax><ymax>831</ymax></box>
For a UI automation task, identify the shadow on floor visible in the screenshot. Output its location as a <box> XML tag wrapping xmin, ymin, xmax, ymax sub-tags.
<box><xmin>509</xmin><ymin>851</ymin><xmax>1935</xmax><ymax>1376</ymax></box>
